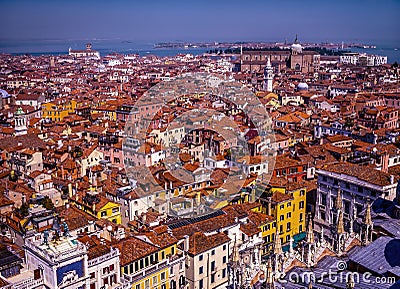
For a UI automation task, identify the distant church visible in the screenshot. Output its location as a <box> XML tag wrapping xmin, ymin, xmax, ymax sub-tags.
<box><xmin>69</xmin><ymin>43</ymin><xmax>100</xmax><ymax>59</ymax></box>
<box><xmin>238</xmin><ymin>35</ymin><xmax>320</xmax><ymax>74</ymax></box>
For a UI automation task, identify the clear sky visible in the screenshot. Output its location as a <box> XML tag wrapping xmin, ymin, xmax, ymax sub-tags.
<box><xmin>0</xmin><ymin>0</ymin><xmax>399</xmax><ymax>45</ymax></box>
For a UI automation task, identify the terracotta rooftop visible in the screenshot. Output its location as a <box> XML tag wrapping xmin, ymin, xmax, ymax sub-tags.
<box><xmin>113</xmin><ymin>236</ymin><xmax>159</xmax><ymax>266</ymax></box>
<box><xmin>271</xmin><ymin>191</ymin><xmax>293</xmax><ymax>203</ymax></box>
<box><xmin>187</xmin><ymin>232</ymin><xmax>230</xmax><ymax>256</ymax></box>
<box><xmin>320</xmin><ymin>162</ymin><xmax>399</xmax><ymax>187</ymax></box>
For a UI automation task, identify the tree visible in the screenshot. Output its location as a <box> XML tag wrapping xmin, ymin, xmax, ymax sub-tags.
<box><xmin>19</xmin><ymin>202</ymin><xmax>29</xmax><ymax>217</ymax></box>
<box><xmin>42</xmin><ymin>196</ymin><xmax>55</xmax><ymax>210</ymax></box>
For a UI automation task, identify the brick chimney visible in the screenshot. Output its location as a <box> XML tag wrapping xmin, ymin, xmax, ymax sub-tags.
<box><xmin>381</xmin><ymin>153</ymin><xmax>389</xmax><ymax>173</ymax></box>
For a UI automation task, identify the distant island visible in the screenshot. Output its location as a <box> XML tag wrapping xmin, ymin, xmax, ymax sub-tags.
<box><xmin>154</xmin><ymin>41</ymin><xmax>377</xmax><ymax>51</ymax></box>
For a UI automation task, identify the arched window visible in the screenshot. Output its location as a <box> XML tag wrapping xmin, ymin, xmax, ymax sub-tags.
<box><xmin>179</xmin><ymin>276</ymin><xmax>186</xmax><ymax>286</ymax></box>
<box><xmin>295</xmin><ymin>63</ymin><xmax>301</xmax><ymax>70</ymax></box>
<box><xmin>170</xmin><ymin>280</ymin><xmax>176</xmax><ymax>289</ymax></box>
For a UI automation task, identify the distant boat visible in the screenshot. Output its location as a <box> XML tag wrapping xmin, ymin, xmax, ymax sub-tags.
<box><xmin>395</xmin><ymin>48</ymin><xmax>398</xmax><ymax>51</ymax></box>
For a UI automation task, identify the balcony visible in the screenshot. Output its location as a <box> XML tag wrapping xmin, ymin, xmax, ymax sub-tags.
<box><xmin>123</xmin><ymin>254</ymin><xmax>185</xmax><ymax>285</ymax></box>
<box><xmin>25</xmin><ymin>236</ymin><xmax>87</xmax><ymax>265</ymax></box>
<box><xmin>11</xmin><ymin>277</ymin><xmax>44</xmax><ymax>289</ymax></box>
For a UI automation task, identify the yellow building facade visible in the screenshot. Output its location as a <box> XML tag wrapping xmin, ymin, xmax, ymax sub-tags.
<box><xmin>118</xmin><ymin>236</ymin><xmax>179</xmax><ymax>289</ymax></box>
<box><xmin>42</xmin><ymin>99</ymin><xmax>77</xmax><ymax>121</ymax></box>
<box><xmin>97</xmin><ymin>201</ymin><xmax>122</xmax><ymax>225</ymax></box>
<box><xmin>261</xmin><ymin>183</ymin><xmax>307</xmax><ymax>252</ymax></box>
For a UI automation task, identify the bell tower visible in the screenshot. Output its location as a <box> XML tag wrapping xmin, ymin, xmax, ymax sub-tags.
<box><xmin>14</xmin><ymin>107</ymin><xmax>27</xmax><ymax>136</ymax></box>
<box><xmin>263</xmin><ymin>57</ymin><xmax>273</xmax><ymax>92</ymax></box>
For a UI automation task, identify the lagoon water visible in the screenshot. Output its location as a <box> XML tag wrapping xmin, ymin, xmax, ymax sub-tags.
<box><xmin>1</xmin><ymin>39</ymin><xmax>399</xmax><ymax>63</ymax></box>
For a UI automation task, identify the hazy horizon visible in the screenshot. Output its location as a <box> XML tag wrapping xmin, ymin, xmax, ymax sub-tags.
<box><xmin>1</xmin><ymin>0</ymin><xmax>399</xmax><ymax>46</ymax></box>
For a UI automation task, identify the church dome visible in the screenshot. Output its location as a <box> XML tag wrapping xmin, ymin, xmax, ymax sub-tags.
<box><xmin>0</xmin><ymin>89</ymin><xmax>10</xmax><ymax>98</ymax></box>
<box><xmin>297</xmin><ymin>82</ymin><xmax>309</xmax><ymax>91</ymax></box>
<box><xmin>291</xmin><ymin>43</ymin><xmax>302</xmax><ymax>54</ymax></box>
<box><xmin>291</xmin><ymin>35</ymin><xmax>302</xmax><ymax>54</ymax></box>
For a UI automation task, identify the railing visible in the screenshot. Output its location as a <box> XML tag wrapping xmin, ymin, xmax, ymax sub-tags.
<box><xmin>25</xmin><ymin>238</ymin><xmax>87</xmax><ymax>263</ymax></box>
<box><xmin>11</xmin><ymin>277</ymin><xmax>44</xmax><ymax>289</ymax></box>
<box><xmin>123</xmin><ymin>259</ymin><xmax>170</xmax><ymax>284</ymax></box>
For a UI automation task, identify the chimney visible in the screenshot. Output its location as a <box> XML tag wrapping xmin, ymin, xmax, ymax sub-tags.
<box><xmin>68</xmin><ymin>183</ymin><xmax>73</xmax><ymax>198</ymax></box>
<box><xmin>381</xmin><ymin>153</ymin><xmax>389</xmax><ymax>173</ymax></box>
<box><xmin>196</xmin><ymin>192</ymin><xmax>201</xmax><ymax>205</ymax></box>
<box><xmin>183</xmin><ymin>235</ymin><xmax>189</xmax><ymax>252</ymax></box>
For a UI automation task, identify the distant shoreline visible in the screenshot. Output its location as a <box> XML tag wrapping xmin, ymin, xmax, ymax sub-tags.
<box><xmin>1</xmin><ymin>39</ymin><xmax>399</xmax><ymax>63</ymax></box>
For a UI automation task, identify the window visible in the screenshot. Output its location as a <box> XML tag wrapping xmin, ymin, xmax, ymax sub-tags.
<box><xmin>136</xmin><ymin>285</ymin><xmax>141</xmax><ymax>289</ymax></box>
<box><xmin>199</xmin><ymin>266</ymin><xmax>203</xmax><ymax>275</ymax></box>
<box><xmin>153</xmin><ymin>276</ymin><xmax>158</xmax><ymax>284</ymax></box>
<box><xmin>101</xmin><ymin>211</ymin><xmax>107</xmax><ymax>217</ymax></box>
<box><xmin>145</xmin><ymin>279</ymin><xmax>150</xmax><ymax>288</ymax></box>
<box><xmin>199</xmin><ymin>254</ymin><xmax>203</xmax><ymax>261</ymax></box>
<box><xmin>280</xmin><ymin>204</ymin><xmax>284</xmax><ymax>210</ymax></box>
<box><xmin>211</xmin><ymin>249</ymin><xmax>215</xmax><ymax>255</ymax></box>
<box><xmin>223</xmin><ymin>245</ymin><xmax>226</xmax><ymax>251</ymax></box>
<box><xmin>211</xmin><ymin>261</ymin><xmax>215</xmax><ymax>271</ymax></box>
<box><xmin>132</xmin><ymin>261</ymin><xmax>137</xmax><ymax>273</ymax></box>
<box><xmin>223</xmin><ymin>256</ymin><xmax>227</xmax><ymax>263</ymax></box>
<box><xmin>140</xmin><ymin>259</ymin><xmax>144</xmax><ymax>269</ymax></box>
<box><xmin>287</xmin><ymin>202</ymin><xmax>291</xmax><ymax>207</ymax></box>
<box><xmin>199</xmin><ymin>279</ymin><xmax>204</xmax><ymax>289</ymax></box>
<box><xmin>179</xmin><ymin>276</ymin><xmax>185</xmax><ymax>286</ymax></box>
<box><xmin>299</xmin><ymin>201</ymin><xmax>304</xmax><ymax>209</ymax></box>
<box><xmin>280</xmin><ymin>215</ymin><xmax>284</xmax><ymax>221</ymax></box>
<box><xmin>112</xmin><ymin>208</ymin><xmax>119</xmax><ymax>214</ymax></box>
<box><xmin>287</xmin><ymin>222</ymin><xmax>291</xmax><ymax>231</ymax></box>
<box><xmin>287</xmin><ymin>212</ymin><xmax>291</xmax><ymax>218</ymax></box>
<box><xmin>321</xmin><ymin>194</ymin><xmax>327</xmax><ymax>206</ymax></box>
<box><xmin>161</xmin><ymin>272</ymin><xmax>165</xmax><ymax>280</ymax></box>
<box><xmin>222</xmin><ymin>268</ymin><xmax>226</xmax><ymax>278</ymax></box>
<box><xmin>211</xmin><ymin>273</ymin><xmax>215</xmax><ymax>283</ymax></box>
